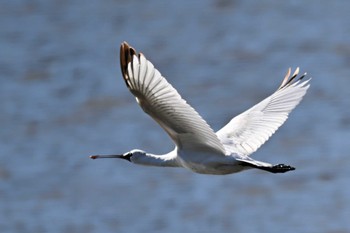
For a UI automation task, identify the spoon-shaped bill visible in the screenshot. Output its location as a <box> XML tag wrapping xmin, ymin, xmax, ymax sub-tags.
<box><xmin>90</xmin><ymin>154</ymin><xmax>123</xmax><ymax>159</ymax></box>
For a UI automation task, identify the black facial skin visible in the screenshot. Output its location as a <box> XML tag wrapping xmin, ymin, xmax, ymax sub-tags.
<box><xmin>122</xmin><ymin>152</ymin><xmax>132</xmax><ymax>162</ymax></box>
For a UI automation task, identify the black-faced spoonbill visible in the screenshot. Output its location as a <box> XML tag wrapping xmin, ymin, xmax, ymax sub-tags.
<box><xmin>90</xmin><ymin>42</ymin><xmax>310</xmax><ymax>175</ymax></box>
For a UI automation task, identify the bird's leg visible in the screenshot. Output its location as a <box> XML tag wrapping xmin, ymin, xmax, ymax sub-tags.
<box><xmin>238</xmin><ymin>160</ymin><xmax>295</xmax><ymax>174</ymax></box>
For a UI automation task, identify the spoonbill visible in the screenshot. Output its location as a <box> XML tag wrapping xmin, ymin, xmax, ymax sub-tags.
<box><xmin>90</xmin><ymin>42</ymin><xmax>310</xmax><ymax>175</ymax></box>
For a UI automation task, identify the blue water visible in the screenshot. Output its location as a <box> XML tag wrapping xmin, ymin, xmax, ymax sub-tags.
<box><xmin>1</xmin><ymin>0</ymin><xmax>349</xmax><ymax>232</ymax></box>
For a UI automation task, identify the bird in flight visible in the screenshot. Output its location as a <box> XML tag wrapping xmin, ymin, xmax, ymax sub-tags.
<box><xmin>90</xmin><ymin>42</ymin><xmax>310</xmax><ymax>175</ymax></box>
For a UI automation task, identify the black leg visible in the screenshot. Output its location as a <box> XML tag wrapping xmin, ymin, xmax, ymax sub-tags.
<box><xmin>238</xmin><ymin>161</ymin><xmax>296</xmax><ymax>174</ymax></box>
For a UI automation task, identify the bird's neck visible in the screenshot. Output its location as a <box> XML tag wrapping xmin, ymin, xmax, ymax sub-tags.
<box><xmin>136</xmin><ymin>150</ymin><xmax>179</xmax><ymax>167</ymax></box>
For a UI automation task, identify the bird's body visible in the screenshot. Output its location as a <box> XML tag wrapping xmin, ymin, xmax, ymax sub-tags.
<box><xmin>176</xmin><ymin>150</ymin><xmax>247</xmax><ymax>175</ymax></box>
<box><xmin>90</xmin><ymin>42</ymin><xmax>311</xmax><ymax>175</ymax></box>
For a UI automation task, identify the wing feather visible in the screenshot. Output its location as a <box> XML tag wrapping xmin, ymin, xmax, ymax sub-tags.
<box><xmin>120</xmin><ymin>42</ymin><xmax>225</xmax><ymax>154</ymax></box>
<box><xmin>216</xmin><ymin>68</ymin><xmax>310</xmax><ymax>157</ymax></box>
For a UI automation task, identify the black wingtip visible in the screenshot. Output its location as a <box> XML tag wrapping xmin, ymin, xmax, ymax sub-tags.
<box><xmin>120</xmin><ymin>41</ymin><xmax>138</xmax><ymax>87</ymax></box>
<box><xmin>278</xmin><ymin>67</ymin><xmax>307</xmax><ymax>90</ymax></box>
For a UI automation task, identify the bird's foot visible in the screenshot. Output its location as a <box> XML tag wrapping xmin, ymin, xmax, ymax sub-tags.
<box><xmin>268</xmin><ymin>164</ymin><xmax>295</xmax><ymax>173</ymax></box>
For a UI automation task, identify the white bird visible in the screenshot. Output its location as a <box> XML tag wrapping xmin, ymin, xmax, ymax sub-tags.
<box><xmin>90</xmin><ymin>42</ymin><xmax>310</xmax><ymax>175</ymax></box>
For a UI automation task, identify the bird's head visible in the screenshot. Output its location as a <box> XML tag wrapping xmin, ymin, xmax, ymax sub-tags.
<box><xmin>90</xmin><ymin>149</ymin><xmax>146</xmax><ymax>162</ymax></box>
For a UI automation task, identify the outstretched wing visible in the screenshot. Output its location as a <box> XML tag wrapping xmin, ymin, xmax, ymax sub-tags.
<box><xmin>120</xmin><ymin>42</ymin><xmax>225</xmax><ymax>154</ymax></box>
<box><xmin>216</xmin><ymin>68</ymin><xmax>310</xmax><ymax>157</ymax></box>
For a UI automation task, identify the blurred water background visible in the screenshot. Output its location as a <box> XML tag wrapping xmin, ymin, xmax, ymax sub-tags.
<box><xmin>1</xmin><ymin>0</ymin><xmax>350</xmax><ymax>232</ymax></box>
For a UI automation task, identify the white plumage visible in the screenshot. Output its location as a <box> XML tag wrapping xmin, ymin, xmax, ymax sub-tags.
<box><xmin>217</xmin><ymin>67</ymin><xmax>309</xmax><ymax>157</ymax></box>
<box><xmin>90</xmin><ymin>42</ymin><xmax>310</xmax><ymax>175</ymax></box>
